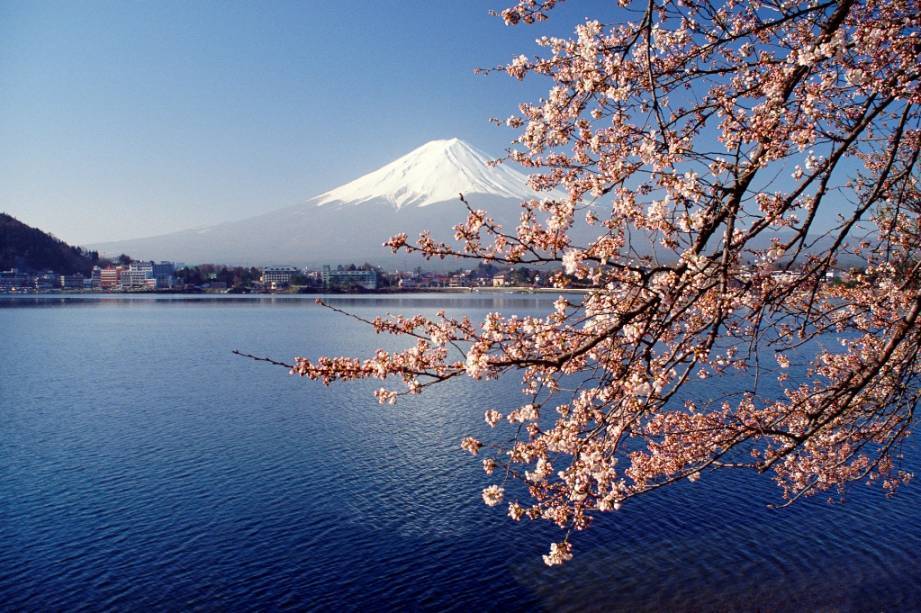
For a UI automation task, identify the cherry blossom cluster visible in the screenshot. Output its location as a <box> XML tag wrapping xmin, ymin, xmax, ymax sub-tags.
<box><xmin>290</xmin><ymin>0</ymin><xmax>920</xmax><ymax>565</ymax></box>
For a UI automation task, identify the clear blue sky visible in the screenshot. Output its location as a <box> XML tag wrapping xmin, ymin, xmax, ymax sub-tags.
<box><xmin>1</xmin><ymin>0</ymin><xmax>612</xmax><ymax>245</ymax></box>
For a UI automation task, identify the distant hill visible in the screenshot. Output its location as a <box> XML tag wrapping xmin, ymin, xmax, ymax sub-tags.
<box><xmin>0</xmin><ymin>213</ymin><xmax>100</xmax><ymax>274</ymax></box>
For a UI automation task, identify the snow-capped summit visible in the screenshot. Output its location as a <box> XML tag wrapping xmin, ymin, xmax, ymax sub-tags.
<box><xmin>311</xmin><ymin>138</ymin><xmax>545</xmax><ymax>209</ymax></box>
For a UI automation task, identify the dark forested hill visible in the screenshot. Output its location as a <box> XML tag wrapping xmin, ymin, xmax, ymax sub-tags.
<box><xmin>0</xmin><ymin>213</ymin><xmax>100</xmax><ymax>274</ymax></box>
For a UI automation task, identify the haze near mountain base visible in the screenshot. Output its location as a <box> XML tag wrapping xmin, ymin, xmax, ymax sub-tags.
<box><xmin>88</xmin><ymin>139</ymin><xmax>561</xmax><ymax>268</ymax></box>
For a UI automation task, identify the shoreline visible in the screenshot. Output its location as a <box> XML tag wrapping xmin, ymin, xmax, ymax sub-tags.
<box><xmin>0</xmin><ymin>286</ymin><xmax>592</xmax><ymax>297</ymax></box>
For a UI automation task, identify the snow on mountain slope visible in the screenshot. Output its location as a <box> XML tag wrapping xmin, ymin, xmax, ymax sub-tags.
<box><xmin>87</xmin><ymin>139</ymin><xmax>562</xmax><ymax>266</ymax></box>
<box><xmin>312</xmin><ymin>138</ymin><xmax>556</xmax><ymax>208</ymax></box>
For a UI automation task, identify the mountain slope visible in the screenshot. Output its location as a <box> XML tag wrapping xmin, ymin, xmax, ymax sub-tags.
<box><xmin>88</xmin><ymin>195</ymin><xmax>528</xmax><ymax>268</ymax></box>
<box><xmin>313</xmin><ymin>138</ymin><xmax>546</xmax><ymax>208</ymax></box>
<box><xmin>88</xmin><ymin>139</ymin><xmax>562</xmax><ymax>267</ymax></box>
<box><xmin>1</xmin><ymin>213</ymin><xmax>100</xmax><ymax>273</ymax></box>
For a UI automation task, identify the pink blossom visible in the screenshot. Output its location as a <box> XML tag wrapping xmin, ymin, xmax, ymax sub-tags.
<box><xmin>482</xmin><ymin>485</ymin><xmax>505</xmax><ymax>507</ymax></box>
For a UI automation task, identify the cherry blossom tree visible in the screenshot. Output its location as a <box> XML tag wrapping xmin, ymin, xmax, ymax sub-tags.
<box><xmin>283</xmin><ymin>0</ymin><xmax>920</xmax><ymax>564</ymax></box>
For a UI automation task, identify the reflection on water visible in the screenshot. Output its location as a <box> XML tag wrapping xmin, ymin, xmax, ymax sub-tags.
<box><xmin>0</xmin><ymin>294</ymin><xmax>918</xmax><ymax>610</ymax></box>
<box><xmin>0</xmin><ymin>292</ymin><xmax>574</xmax><ymax>310</ymax></box>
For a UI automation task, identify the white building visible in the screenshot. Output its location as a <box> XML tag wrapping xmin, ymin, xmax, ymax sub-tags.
<box><xmin>261</xmin><ymin>266</ymin><xmax>300</xmax><ymax>289</ymax></box>
<box><xmin>121</xmin><ymin>261</ymin><xmax>155</xmax><ymax>289</ymax></box>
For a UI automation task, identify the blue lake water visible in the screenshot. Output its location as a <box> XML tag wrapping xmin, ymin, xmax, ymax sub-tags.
<box><xmin>1</xmin><ymin>293</ymin><xmax>919</xmax><ymax>611</ymax></box>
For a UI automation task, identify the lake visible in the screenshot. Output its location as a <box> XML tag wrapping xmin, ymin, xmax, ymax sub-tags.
<box><xmin>1</xmin><ymin>294</ymin><xmax>919</xmax><ymax>611</ymax></box>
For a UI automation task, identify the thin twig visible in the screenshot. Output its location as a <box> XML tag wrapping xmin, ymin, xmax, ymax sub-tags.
<box><xmin>232</xmin><ymin>349</ymin><xmax>294</xmax><ymax>369</ymax></box>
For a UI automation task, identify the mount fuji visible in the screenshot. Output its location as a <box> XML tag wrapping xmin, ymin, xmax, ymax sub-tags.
<box><xmin>87</xmin><ymin>138</ymin><xmax>562</xmax><ymax>268</ymax></box>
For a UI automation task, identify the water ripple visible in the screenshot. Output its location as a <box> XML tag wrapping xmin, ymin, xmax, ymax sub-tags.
<box><xmin>1</xmin><ymin>295</ymin><xmax>918</xmax><ymax>611</ymax></box>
